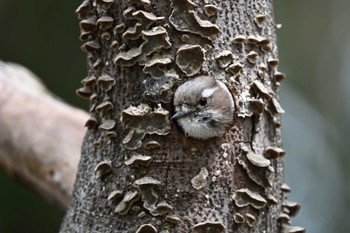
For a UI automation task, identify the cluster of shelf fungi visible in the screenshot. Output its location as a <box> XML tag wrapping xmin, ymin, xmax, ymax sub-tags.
<box><xmin>75</xmin><ymin>0</ymin><xmax>304</xmax><ymax>232</ymax></box>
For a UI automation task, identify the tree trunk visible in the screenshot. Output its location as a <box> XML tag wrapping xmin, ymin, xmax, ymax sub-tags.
<box><xmin>60</xmin><ymin>0</ymin><xmax>302</xmax><ymax>232</ymax></box>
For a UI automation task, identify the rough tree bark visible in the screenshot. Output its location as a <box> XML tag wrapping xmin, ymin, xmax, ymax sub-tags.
<box><xmin>61</xmin><ymin>0</ymin><xmax>303</xmax><ymax>232</ymax></box>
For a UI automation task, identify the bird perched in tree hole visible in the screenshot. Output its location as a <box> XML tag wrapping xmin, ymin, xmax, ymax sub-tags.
<box><xmin>172</xmin><ymin>76</ymin><xmax>235</xmax><ymax>139</ymax></box>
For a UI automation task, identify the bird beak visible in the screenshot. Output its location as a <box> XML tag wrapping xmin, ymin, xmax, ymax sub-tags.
<box><xmin>172</xmin><ymin>105</ymin><xmax>195</xmax><ymax>120</ymax></box>
<box><xmin>171</xmin><ymin>110</ymin><xmax>185</xmax><ymax>120</ymax></box>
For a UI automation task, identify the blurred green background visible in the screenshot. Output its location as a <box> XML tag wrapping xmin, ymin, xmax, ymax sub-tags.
<box><xmin>0</xmin><ymin>0</ymin><xmax>349</xmax><ymax>232</ymax></box>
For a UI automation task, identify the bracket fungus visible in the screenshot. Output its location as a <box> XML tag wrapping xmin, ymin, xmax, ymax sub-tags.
<box><xmin>133</xmin><ymin>176</ymin><xmax>161</xmax><ymax>212</ymax></box>
<box><xmin>237</xmin><ymin>154</ymin><xmax>272</xmax><ymax>188</ymax></box>
<box><xmin>265</xmin><ymin>146</ymin><xmax>286</xmax><ymax>159</ymax></box>
<box><xmin>259</xmin><ymin>63</ymin><xmax>268</xmax><ymax>72</ymax></box>
<box><xmin>245</xmin><ymin>213</ymin><xmax>256</xmax><ymax>227</ymax></box>
<box><xmin>135</xmin><ymin>224</ymin><xmax>158</xmax><ymax>233</ymax></box>
<box><xmin>246</xmin><ymin>35</ymin><xmax>260</xmax><ymax>44</ymax></box>
<box><xmin>99</xmin><ymin>119</ymin><xmax>116</xmax><ymax>131</ymax></box>
<box><xmin>76</xmin><ymin>0</ymin><xmax>91</xmax><ymax>19</ymax></box>
<box><xmin>93</xmin><ymin>140</ymin><xmax>101</xmax><ymax>148</ymax></box>
<box><xmin>165</xmin><ymin>215</ymin><xmax>182</xmax><ymax>224</ymax></box>
<box><xmin>121</xmin><ymin>104</ymin><xmax>170</xmax><ymax>149</ymax></box>
<box><xmin>110</xmin><ymin>40</ymin><xmax>119</xmax><ymax>50</ymax></box>
<box><xmin>141</xmin><ymin>27</ymin><xmax>172</xmax><ymax>51</ymax></box>
<box><xmin>246</xmin><ymin>152</ymin><xmax>271</xmax><ymax>167</ymax></box>
<box><xmin>261</xmin><ymin>44</ymin><xmax>272</xmax><ymax>53</ymax></box>
<box><xmin>96</xmin><ymin>16</ymin><xmax>114</xmax><ymax>30</ymax></box>
<box><xmin>95</xmin><ymin>101</ymin><xmax>114</xmax><ymax>115</ymax></box>
<box><xmin>81</xmin><ymin>40</ymin><xmax>101</xmax><ymax>53</ymax></box>
<box><xmin>92</xmin><ymin>58</ymin><xmax>103</xmax><ymax>70</ymax></box>
<box><xmin>94</xmin><ymin>160</ymin><xmax>112</xmax><ymax>179</ymax></box>
<box><xmin>122</xmin><ymin>10</ymin><xmax>164</xmax><ymax>41</ymax></box>
<box><xmin>84</xmin><ymin>117</ymin><xmax>98</xmax><ymax>129</ymax></box>
<box><xmin>79</xmin><ymin>18</ymin><xmax>97</xmax><ymax>32</ymax></box>
<box><xmin>114</xmin><ymin>23</ymin><xmax>125</xmax><ymax>34</ymax></box>
<box><xmin>283</xmin><ymin>201</ymin><xmax>301</xmax><ymax>217</ymax></box>
<box><xmin>215</xmin><ymin>50</ymin><xmax>234</xmax><ymax>69</ymax></box>
<box><xmin>176</xmin><ymin>44</ymin><xmax>205</xmax><ymax>76</ymax></box>
<box><xmin>232</xmin><ymin>188</ymin><xmax>267</xmax><ymax>209</ymax></box>
<box><xmin>232</xmin><ymin>35</ymin><xmax>246</xmax><ymax>44</ymax></box>
<box><xmin>233</xmin><ymin>213</ymin><xmax>245</xmax><ymax>224</ymax></box>
<box><xmin>252</xmin><ymin>80</ymin><xmax>273</xmax><ymax>99</ymax></box>
<box><xmin>79</xmin><ymin>31</ymin><xmax>92</xmax><ymax>41</ymax></box>
<box><xmin>255</xmin><ymin>14</ymin><xmax>267</xmax><ymax>27</ymax></box>
<box><xmin>282</xmin><ymin>226</ymin><xmax>305</xmax><ymax>233</ymax></box>
<box><xmin>257</xmin><ymin>36</ymin><xmax>270</xmax><ymax>46</ymax></box>
<box><xmin>192</xmin><ymin>221</ymin><xmax>225</xmax><ymax>233</ymax></box>
<box><xmin>271</xmin><ymin>97</ymin><xmax>285</xmax><ymax>114</ymax></box>
<box><xmin>278</xmin><ymin>213</ymin><xmax>290</xmax><ymax>223</ymax></box>
<box><xmin>142</xmin><ymin>55</ymin><xmax>172</xmax><ymax>77</ymax></box>
<box><xmin>81</xmin><ymin>75</ymin><xmax>96</xmax><ymax>87</ymax></box>
<box><xmin>125</xmin><ymin>154</ymin><xmax>152</xmax><ymax>168</ymax></box>
<box><xmin>107</xmin><ymin>190</ymin><xmax>124</xmax><ymax>203</ymax></box>
<box><xmin>250</xmin><ymin>98</ymin><xmax>265</xmax><ymax>114</ymax></box>
<box><xmin>114</xmin><ymin>26</ymin><xmax>171</xmax><ymax>67</ymax></box>
<box><xmin>246</xmin><ymin>51</ymin><xmax>259</xmax><ymax>64</ymax></box>
<box><xmin>123</xmin><ymin>130</ymin><xmax>146</xmax><ymax>150</ymax></box>
<box><xmin>169</xmin><ymin>0</ymin><xmax>220</xmax><ymax>40</ymax></box>
<box><xmin>274</xmin><ymin>71</ymin><xmax>286</xmax><ymax>82</ymax></box>
<box><xmin>114</xmin><ymin>47</ymin><xmax>142</xmax><ymax>67</ymax></box>
<box><xmin>121</xmin><ymin>104</ymin><xmax>171</xmax><ymax>134</ymax></box>
<box><xmin>133</xmin><ymin>176</ymin><xmax>161</xmax><ymax>187</ymax></box>
<box><xmin>76</xmin><ymin>86</ymin><xmax>93</xmax><ymax>99</ymax></box>
<box><xmin>106</xmin><ymin>130</ymin><xmax>117</xmax><ymax>139</ymax></box>
<box><xmin>267</xmin><ymin>58</ymin><xmax>279</xmax><ymax>68</ymax></box>
<box><xmin>97</xmin><ymin>75</ymin><xmax>116</xmax><ymax>91</ymax></box>
<box><xmin>227</xmin><ymin>62</ymin><xmax>243</xmax><ymax>76</ymax></box>
<box><xmin>143</xmin><ymin>140</ymin><xmax>160</xmax><ymax>149</ymax></box>
<box><xmin>115</xmin><ymin>191</ymin><xmax>140</xmax><ymax>215</ymax></box>
<box><xmin>150</xmin><ymin>201</ymin><xmax>174</xmax><ymax>216</ymax></box>
<box><xmin>203</xmin><ymin>4</ymin><xmax>220</xmax><ymax>17</ymax></box>
<box><xmin>86</xmin><ymin>92</ymin><xmax>96</xmax><ymax>102</ymax></box>
<box><xmin>247</xmin><ymin>35</ymin><xmax>270</xmax><ymax>46</ymax></box>
<box><xmin>266</xmin><ymin>194</ymin><xmax>278</xmax><ymax>205</ymax></box>
<box><xmin>281</xmin><ymin>183</ymin><xmax>292</xmax><ymax>193</ymax></box>
<box><xmin>191</xmin><ymin>167</ymin><xmax>209</xmax><ymax>190</ymax></box>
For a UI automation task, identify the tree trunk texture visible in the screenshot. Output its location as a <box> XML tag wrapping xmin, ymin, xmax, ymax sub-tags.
<box><xmin>61</xmin><ymin>0</ymin><xmax>302</xmax><ymax>232</ymax></box>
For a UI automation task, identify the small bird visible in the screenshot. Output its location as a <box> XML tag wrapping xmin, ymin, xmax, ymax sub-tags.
<box><xmin>172</xmin><ymin>76</ymin><xmax>235</xmax><ymax>139</ymax></box>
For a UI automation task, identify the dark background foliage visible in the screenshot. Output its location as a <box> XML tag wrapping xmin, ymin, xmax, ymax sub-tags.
<box><xmin>0</xmin><ymin>1</ymin><xmax>348</xmax><ymax>232</ymax></box>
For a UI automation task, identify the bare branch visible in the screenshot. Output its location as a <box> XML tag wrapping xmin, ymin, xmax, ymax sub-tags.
<box><xmin>0</xmin><ymin>61</ymin><xmax>88</xmax><ymax>210</ymax></box>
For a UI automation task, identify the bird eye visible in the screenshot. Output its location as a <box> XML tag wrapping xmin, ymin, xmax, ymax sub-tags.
<box><xmin>198</xmin><ymin>97</ymin><xmax>207</xmax><ymax>106</ymax></box>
